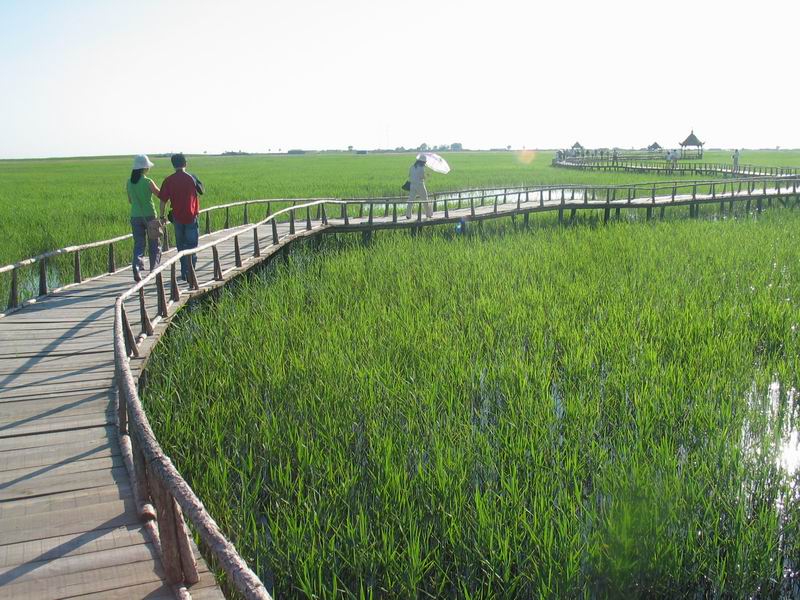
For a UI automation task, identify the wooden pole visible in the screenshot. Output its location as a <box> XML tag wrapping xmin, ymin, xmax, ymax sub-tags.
<box><xmin>39</xmin><ymin>258</ymin><xmax>47</xmax><ymax>296</ymax></box>
<box><xmin>289</xmin><ymin>209</ymin><xmax>296</xmax><ymax>235</ymax></box>
<box><xmin>234</xmin><ymin>235</ymin><xmax>242</xmax><ymax>268</ymax></box>
<box><xmin>170</xmin><ymin>264</ymin><xmax>180</xmax><ymax>302</ymax></box>
<box><xmin>120</xmin><ymin>305</ymin><xmax>139</xmax><ymax>357</ymax></box>
<box><xmin>253</xmin><ymin>228</ymin><xmax>261</xmax><ymax>258</ymax></box>
<box><xmin>74</xmin><ymin>251</ymin><xmax>82</xmax><ymax>284</ymax></box>
<box><xmin>186</xmin><ymin>257</ymin><xmax>199</xmax><ymax>290</ymax></box>
<box><xmin>139</xmin><ymin>287</ymin><xmax>154</xmax><ymax>336</ymax></box>
<box><xmin>8</xmin><ymin>268</ymin><xmax>19</xmax><ymax>309</ymax></box>
<box><xmin>156</xmin><ymin>273</ymin><xmax>168</xmax><ymax>318</ymax></box>
<box><xmin>272</xmin><ymin>220</ymin><xmax>279</xmax><ymax>245</ymax></box>
<box><xmin>212</xmin><ymin>246</ymin><xmax>223</xmax><ymax>281</ymax></box>
<box><xmin>108</xmin><ymin>243</ymin><xmax>116</xmax><ymax>273</ymax></box>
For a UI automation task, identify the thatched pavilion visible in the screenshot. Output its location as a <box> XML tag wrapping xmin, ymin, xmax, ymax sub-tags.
<box><xmin>679</xmin><ymin>131</ymin><xmax>704</xmax><ymax>159</ymax></box>
<box><xmin>647</xmin><ymin>142</ymin><xmax>662</xmax><ymax>151</ymax></box>
<box><xmin>571</xmin><ymin>142</ymin><xmax>584</xmax><ymax>150</ymax></box>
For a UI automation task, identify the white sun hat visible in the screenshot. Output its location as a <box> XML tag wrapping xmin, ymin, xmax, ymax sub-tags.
<box><xmin>132</xmin><ymin>154</ymin><xmax>154</xmax><ymax>169</ymax></box>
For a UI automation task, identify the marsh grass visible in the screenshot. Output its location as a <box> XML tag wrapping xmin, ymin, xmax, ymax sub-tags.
<box><xmin>143</xmin><ymin>211</ymin><xmax>800</xmax><ymax>598</ymax></box>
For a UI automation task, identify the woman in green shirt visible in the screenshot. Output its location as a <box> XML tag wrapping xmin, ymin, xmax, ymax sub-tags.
<box><xmin>126</xmin><ymin>155</ymin><xmax>162</xmax><ymax>281</ymax></box>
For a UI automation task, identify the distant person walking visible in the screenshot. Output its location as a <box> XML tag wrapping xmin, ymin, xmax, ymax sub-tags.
<box><xmin>732</xmin><ymin>149</ymin><xmax>740</xmax><ymax>172</ymax></box>
<box><xmin>158</xmin><ymin>153</ymin><xmax>204</xmax><ymax>281</ymax></box>
<box><xmin>126</xmin><ymin>154</ymin><xmax>162</xmax><ymax>282</ymax></box>
<box><xmin>406</xmin><ymin>155</ymin><xmax>432</xmax><ymax>219</ymax></box>
<box><xmin>669</xmin><ymin>149</ymin><xmax>678</xmax><ymax>171</ymax></box>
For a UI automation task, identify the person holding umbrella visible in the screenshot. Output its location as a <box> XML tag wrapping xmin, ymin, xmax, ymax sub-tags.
<box><xmin>406</xmin><ymin>154</ymin><xmax>431</xmax><ymax>219</ymax></box>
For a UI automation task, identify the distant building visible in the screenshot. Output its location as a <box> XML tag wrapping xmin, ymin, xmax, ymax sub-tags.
<box><xmin>647</xmin><ymin>142</ymin><xmax>662</xmax><ymax>151</ymax></box>
<box><xmin>679</xmin><ymin>131</ymin><xmax>704</xmax><ymax>159</ymax></box>
<box><xmin>571</xmin><ymin>142</ymin><xmax>584</xmax><ymax>150</ymax></box>
<box><xmin>287</xmin><ymin>149</ymin><xmax>306</xmax><ymax>155</ymax></box>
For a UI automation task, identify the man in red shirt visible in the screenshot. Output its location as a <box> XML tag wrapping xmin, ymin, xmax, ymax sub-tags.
<box><xmin>158</xmin><ymin>154</ymin><xmax>201</xmax><ymax>280</ymax></box>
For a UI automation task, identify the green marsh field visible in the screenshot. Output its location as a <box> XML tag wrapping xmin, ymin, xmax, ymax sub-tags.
<box><xmin>5</xmin><ymin>149</ymin><xmax>800</xmax><ymax>596</ymax></box>
<box><xmin>143</xmin><ymin>214</ymin><xmax>800</xmax><ymax>598</ymax></box>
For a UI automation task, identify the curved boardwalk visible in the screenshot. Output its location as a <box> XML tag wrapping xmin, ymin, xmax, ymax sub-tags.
<box><xmin>1</xmin><ymin>169</ymin><xmax>799</xmax><ymax>598</ymax></box>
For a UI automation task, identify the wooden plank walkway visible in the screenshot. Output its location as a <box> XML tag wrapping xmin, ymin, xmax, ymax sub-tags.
<box><xmin>2</xmin><ymin>176</ymin><xmax>799</xmax><ymax>598</ymax></box>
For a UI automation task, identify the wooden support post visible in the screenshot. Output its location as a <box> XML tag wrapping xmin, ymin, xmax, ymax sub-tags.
<box><xmin>417</xmin><ymin>201</ymin><xmax>422</xmax><ymax>222</ymax></box>
<box><xmin>368</xmin><ymin>203</ymin><xmax>374</xmax><ymax>225</ymax></box>
<box><xmin>321</xmin><ymin>204</ymin><xmax>328</xmax><ymax>225</ymax></box>
<box><xmin>757</xmin><ymin>198</ymin><xmax>763</xmax><ymax>213</ymax></box>
<box><xmin>659</xmin><ymin>206</ymin><xmax>665</xmax><ymax>219</ymax></box>
<box><xmin>253</xmin><ymin>228</ymin><xmax>261</xmax><ymax>258</ymax></box>
<box><xmin>343</xmin><ymin>204</ymin><xmax>349</xmax><ymax>226</ymax></box>
<box><xmin>306</xmin><ymin>206</ymin><xmax>312</xmax><ymax>230</ymax></box>
<box><xmin>289</xmin><ymin>209</ymin><xmax>296</xmax><ymax>235</ymax></box>
<box><xmin>121</xmin><ymin>305</ymin><xmax>139</xmax><ymax>357</ymax></box>
<box><xmin>39</xmin><ymin>258</ymin><xmax>47</xmax><ymax>296</ymax></box>
<box><xmin>358</xmin><ymin>203</ymin><xmax>364</xmax><ymax>219</ymax></box>
<box><xmin>493</xmin><ymin>195</ymin><xmax>498</xmax><ymax>214</ymax></box>
<box><xmin>108</xmin><ymin>243</ymin><xmax>116</xmax><ymax>273</ymax></box>
<box><xmin>569</xmin><ymin>207</ymin><xmax>576</xmax><ymax>222</ymax></box>
<box><xmin>271</xmin><ymin>220</ymin><xmax>279</xmax><ymax>245</ymax></box>
<box><xmin>224</xmin><ymin>207</ymin><xmax>230</xmax><ymax>229</ymax></box>
<box><xmin>392</xmin><ymin>203</ymin><xmax>397</xmax><ymax>223</ymax></box>
<box><xmin>523</xmin><ymin>212</ymin><xmax>529</xmax><ymax>227</ymax></box>
<box><xmin>234</xmin><ymin>235</ymin><xmax>242</xmax><ymax>267</ymax></box>
<box><xmin>444</xmin><ymin>200</ymin><xmax>449</xmax><ymax>219</ymax></box>
<box><xmin>162</xmin><ymin>225</ymin><xmax>171</xmax><ymax>252</ymax></box>
<box><xmin>244</xmin><ymin>203</ymin><xmax>249</xmax><ymax>224</ymax></box>
<box><xmin>148</xmin><ymin>468</ymin><xmax>199</xmax><ymax>585</ymax></box>
<box><xmin>558</xmin><ymin>197</ymin><xmax>564</xmax><ymax>224</ymax></box>
<box><xmin>457</xmin><ymin>192</ymin><xmax>462</xmax><ymax>209</ymax></box>
<box><xmin>470</xmin><ymin>196</ymin><xmax>475</xmax><ymax>217</ymax></box>
<box><xmin>362</xmin><ymin>230</ymin><xmax>372</xmax><ymax>245</ymax></box>
<box><xmin>156</xmin><ymin>273</ymin><xmax>168</xmax><ymax>317</ymax></box>
<box><xmin>205</xmin><ymin>212</ymin><xmax>211</xmax><ymax>234</ymax></box>
<box><xmin>212</xmin><ymin>246</ymin><xmax>223</xmax><ymax>281</ymax></box>
<box><xmin>74</xmin><ymin>251</ymin><xmax>82</xmax><ymax>284</ymax></box>
<box><xmin>186</xmin><ymin>257</ymin><xmax>199</xmax><ymax>290</ymax></box>
<box><xmin>8</xmin><ymin>267</ymin><xmax>19</xmax><ymax>309</ymax></box>
<box><xmin>139</xmin><ymin>287</ymin><xmax>154</xmax><ymax>336</ymax></box>
<box><xmin>130</xmin><ymin>440</ymin><xmax>153</xmax><ymax>518</ymax></box>
<box><xmin>603</xmin><ymin>205</ymin><xmax>610</xmax><ymax>224</ymax></box>
<box><xmin>615</xmin><ymin>206</ymin><xmax>621</xmax><ymax>218</ymax></box>
<box><xmin>170</xmin><ymin>264</ymin><xmax>180</xmax><ymax>302</ymax></box>
<box><xmin>646</xmin><ymin>206</ymin><xmax>652</xmax><ymax>220</ymax></box>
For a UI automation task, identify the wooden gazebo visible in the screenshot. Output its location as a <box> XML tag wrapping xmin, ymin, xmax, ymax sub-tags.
<box><xmin>571</xmin><ymin>142</ymin><xmax>584</xmax><ymax>150</ymax></box>
<box><xmin>679</xmin><ymin>131</ymin><xmax>704</xmax><ymax>159</ymax></box>
<box><xmin>647</xmin><ymin>142</ymin><xmax>662</xmax><ymax>152</ymax></box>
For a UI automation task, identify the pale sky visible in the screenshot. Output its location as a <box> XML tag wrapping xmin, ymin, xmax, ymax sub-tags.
<box><xmin>1</xmin><ymin>0</ymin><xmax>798</xmax><ymax>159</ymax></box>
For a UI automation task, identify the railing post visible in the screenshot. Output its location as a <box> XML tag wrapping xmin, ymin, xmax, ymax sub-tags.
<box><xmin>272</xmin><ymin>219</ymin><xmax>279</xmax><ymax>245</ymax></box>
<box><xmin>225</xmin><ymin>207</ymin><xmax>230</xmax><ymax>229</ymax></box>
<box><xmin>139</xmin><ymin>287</ymin><xmax>154</xmax><ymax>336</ymax></box>
<box><xmin>148</xmin><ymin>467</ymin><xmax>200</xmax><ymax>586</ymax></box>
<box><xmin>444</xmin><ymin>198</ymin><xmax>450</xmax><ymax>219</ymax></box>
<box><xmin>289</xmin><ymin>209</ymin><xmax>296</xmax><ymax>235</ymax></box>
<box><xmin>8</xmin><ymin>267</ymin><xmax>19</xmax><ymax>309</ymax></box>
<box><xmin>306</xmin><ymin>206</ymin><xmax>312</xmax><ymax>230</ymax></box>
<box><xmin>39</xmin><ymin>258</ymin><xmax>48</xmax><ymax>296</ymax></box>
<box><xmin>342</xmin><ymin>203</ymin><xmax>349</xmax><ymax>226</ymax></box>
<box><xmin>470</xmin><ymin>196</ymin><xmax>475</xmax><ymax>217</ymax></box>
<box><xmin>493</xmin><ymin>194</ymin><xmax>498</xmax><ymax>213</ymax></box>
<box><xmin>108</xmin><ymin>243</ymin><xmax>116</xmax><ymax>273</ymax></box>
<box><xmin>368</xmin><ymin>203</ymin><xmax>374</xmax><ymax>225</ymax></box>
<box><xmin>170</xmin><ymin>264</ymin><xmax>180</xmax><ymax>302</ymax></box>
<box><xmin>392</xmin><ymin>202</ymin><xmax>398</xmax><ymax>223</ymax></box>
<box><xmin>321</xmin><ymin>204</ymin><xmax>329</xmax><ymax>225</ymax></box>
<box><xmin>156</xmin><ymin>273</ymin><xmax>168</xmax><ymax>317</ymax></box>
<box><xmin>234</xmin><ymin>235</ymin><xmax>242</xmax><ymax>268</ymax></box>
<box><xmin>244</xmin><ymin>202</ymin><xmax>249</xmax><ymax>225</ymax></box>
<box><xmin>162</xmin><ymin>225</ymin><xmax>171</xmax><ymax>252</ymax></box>
<box><xmin>186</xmin><ymin>256</ymin><xmax>199</xmax><ymax>290</ymax></box>
<box><xmin>212</xmin><ymin>246</ymin><xmax>223</xmax><ymax>281</ymax></box>
<box><xmin>74</xmin><ymin>250</ymin><xmax>82</xmax><ymax>284</ymax></box>
<box><xmin>120</xmin><ymin>305</ymin><xmax>139</xmax><ymax>357</ymax></box>
<box><xmin>253</xmin><ymin>228</ymin><xmax>261</xmax><ymax>258</ymax></box>
<box><xmin>205</xmin><ymin>212</ymin><xmax>211</xmax><ymax>235</ymax></box>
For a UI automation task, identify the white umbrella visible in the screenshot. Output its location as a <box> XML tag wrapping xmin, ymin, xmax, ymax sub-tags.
<box><xmin>417</xmin><ymin>152</ymin><xmax>451</xmax><ymax>174</ymax></box>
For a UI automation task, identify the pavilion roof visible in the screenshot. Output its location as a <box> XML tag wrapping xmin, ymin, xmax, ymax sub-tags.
<box><xmin>571</xmin><ymin>142</ymin><xmax>583</xmax><ymax>149</ymax></box>
<box><xmin>680</xmin><ymin>131</ymin><xmax>704</xmax><ymax>147</ymax></box>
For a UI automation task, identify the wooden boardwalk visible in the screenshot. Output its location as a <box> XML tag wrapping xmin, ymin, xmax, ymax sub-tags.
<box><xmin>1</xmin><ymin>173</ymin><xmax>799</xmax><ymax>598</ymax></box>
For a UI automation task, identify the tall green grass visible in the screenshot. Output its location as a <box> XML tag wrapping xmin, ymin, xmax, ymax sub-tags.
<box><xmin>144</xmin><ymin>213</ymin><xmax>800</xmax><ymax>598</ymax></box>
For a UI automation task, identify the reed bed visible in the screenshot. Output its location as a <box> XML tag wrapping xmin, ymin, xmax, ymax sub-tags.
<box><xmin>143</xmin><ymin>212</ymin><xmax>800</xmax><ymax>598</ymax></box>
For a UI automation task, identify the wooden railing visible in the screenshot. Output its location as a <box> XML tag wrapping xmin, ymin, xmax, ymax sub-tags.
<box><xmin>554</xmin><ymin>156</ymin><xmax>800</xmax><ymax>178</ymax></box>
